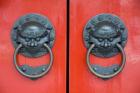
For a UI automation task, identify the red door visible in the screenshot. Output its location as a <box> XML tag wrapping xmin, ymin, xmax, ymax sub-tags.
<box><xmin>70</xmin><ymin>0</ymin><xmax>140</xmax><ymax>93</ymax></box>
<box><xmin>0</xmin><ymin>0</ymin><xmax>66</xmax><ymax>93</ymax></box>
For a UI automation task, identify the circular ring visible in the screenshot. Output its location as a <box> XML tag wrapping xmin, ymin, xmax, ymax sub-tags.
<box><xmin>86</xmin><ymin>43</ymin><xmax>126</xmax><ymax>79</ymax></box>
<box><xmin>14</xmin><ymin>43</ymin><xmax>53</xmax><ymax>79</ymax></box>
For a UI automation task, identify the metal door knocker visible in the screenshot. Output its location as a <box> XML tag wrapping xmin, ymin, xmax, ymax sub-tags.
<box><xmin>11</xmin><ymin>13</ymin><xmax>55</xmax><ymax>79</ymax></box>
<box><xmin>83</xmin><ymin>13</ymin><xmax>127</xmax><ymax>79</ymax></box>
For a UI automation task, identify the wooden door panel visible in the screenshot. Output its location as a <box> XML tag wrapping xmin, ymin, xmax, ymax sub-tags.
<box><xmin>70</xmin><ymin>0</ymin><xmax>140</xmax><ymax>93</ymax></box>
<box><xmin>0</xmin><ymin>0</ymin><xmax>66</xmax><ymax>93</ymax></box>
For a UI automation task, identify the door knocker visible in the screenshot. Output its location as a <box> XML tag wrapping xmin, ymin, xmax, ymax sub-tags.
<box><xmin>83</xmin><ymin>13</ymin><xmax>127</xmax><ymax>79</ymax></box>
<box><xmin>11</xmin><ymin>13</ymin><xmax>55</xmax><ymax>79</ymax></box>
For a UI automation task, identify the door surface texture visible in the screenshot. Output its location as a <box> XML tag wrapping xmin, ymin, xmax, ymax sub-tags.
<box><xmin>0</xmin><ymin>0</ymin><xmax>140</xmax><ymax>93</ymax></box>
<box><xmin>70</xmin><ymin>0</ymin><xmax>140</xmax><ymax>93</ymax></box>
<box><xmin>0</xmin><ymin>0</ymin><xmax>66</xmax><ymax>93</ymax></box>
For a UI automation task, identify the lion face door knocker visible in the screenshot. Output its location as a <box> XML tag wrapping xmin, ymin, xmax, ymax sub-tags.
<box><xmin>11</xmin><ymin>14</ymin><xmax>55</xmax><ymax>79</ymax></box>
<box><xmin>83</xmin><ymin>13</ymin><xmax>127</xmax><ymax>79</ymax></box>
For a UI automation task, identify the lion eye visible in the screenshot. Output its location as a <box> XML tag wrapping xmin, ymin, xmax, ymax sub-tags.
<box><xmin>98</xmin><ymin>38</ymin><xmax>103</xmax><ymax>42</ymax></box>
<box><xmin>25</xmin><ymin>38</ymin><xmax>30</xmax><ymax>42</ymax></box>
<box><xmin>36</xmin><ymin>37</ymin><xmax>40</xmax><ymax>41</ymax></box>
<box><xmin>109</xmin><ymin>38</ymin><xmax>113</xmax><ymax>42</ymax></box>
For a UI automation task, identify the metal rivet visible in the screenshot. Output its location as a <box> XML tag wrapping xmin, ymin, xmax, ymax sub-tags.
<box><xmin>114</xmin><ymin>67</ymin><xmax>118</xmax><ymax>72</ymax></box>
<box><xmin>22</xmin><ymin>67</ymin><xmax>26</xmax><ymax>72</ymax></box>
<box><xmin>42</xmin><ymin>68</ymin><xmax>46</xmax><ymax>72</ymax></box>
<box><xmin>18</xmin><ymin>26</ymin><xmax>22</xmax><ymax>31</ymax></box>
<box><xmin>93</xmin><ymin>67</ymin><xmax>97</xmax><ymax>71</ymax></box>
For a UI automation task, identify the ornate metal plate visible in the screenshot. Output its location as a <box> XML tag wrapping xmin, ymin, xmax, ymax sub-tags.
<box><xmin>83</xmin><ymin>13</ymin><xmax>127</xmax><ymax>57</ymax></box>
<box><xmin>19</xmin><ymin>64</ymin><xmax>48</xmax><ymax>76</ymax></box>
<box><xmin>91</xmin><ymin>64</ymin><xmax>120</xmax><ymax>76</ymax></box>
<box><xmin>11</xmin><ymin>13</ymin><xmax>55</xmax><ymax>57</ymax></box>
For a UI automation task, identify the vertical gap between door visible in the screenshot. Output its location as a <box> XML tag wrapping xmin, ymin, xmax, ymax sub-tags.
<box><xmin>66</xmin><ymin>0</ymin><xmax>70</xmax><ymax>93</ymax></box>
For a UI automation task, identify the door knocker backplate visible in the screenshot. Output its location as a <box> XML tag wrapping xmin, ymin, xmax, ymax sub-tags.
<box><xmin>11</xmin><ymin>13</ymin><xmax>55</xmax><ymax>79</ymax></box>
<box><xmin>83</xmin><ymin>13</ymin><xmax>127</xmax><ymax>79</ymax></box>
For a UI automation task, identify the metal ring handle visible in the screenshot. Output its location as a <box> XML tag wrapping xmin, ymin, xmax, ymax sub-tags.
<box><xmin>14</xmin><ymin>43</ymin><xmax>53</xmax><ymax>79</ymax></box>
<box><xmin>87</xmin><ymin>43</ymin><xmax>126</xmax><ymax>79</ymax></box>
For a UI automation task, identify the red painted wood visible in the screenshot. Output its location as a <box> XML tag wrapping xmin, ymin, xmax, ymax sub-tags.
<box><xmin>0</xmin><ymin>0</ymin><xmax>66</xmax><ymax>93</ymax></box>
<box><xmin>70</xmin><ymin>0</ymin><xmax>140</xmax><ymax>93</ymax></box>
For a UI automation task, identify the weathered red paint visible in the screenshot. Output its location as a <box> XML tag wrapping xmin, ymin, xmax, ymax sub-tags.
<box><xmin>70</xmin><ymin>0</ymin><xmax>140</xmax><ymax>93</ymax></box>
<box><xmin>0</xmin><ymin>0</ymin><xmax>66</xmax><ymax>93</ymax></box>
